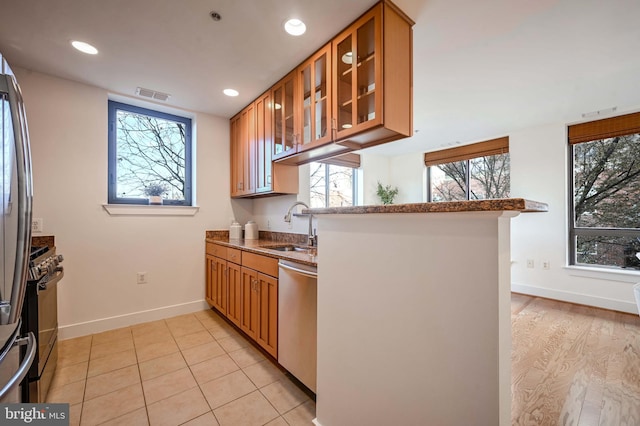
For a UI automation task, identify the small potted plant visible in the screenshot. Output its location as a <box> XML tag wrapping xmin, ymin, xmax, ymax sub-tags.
<box><xmin>376</xmin><ymin>181</ymin><xmax>399</xmax><ymax>205</ymax></box>
<box><xmin>143</xmin><ymin>182</ymin><xmax>167</xmax><ymax>205</ymax></box>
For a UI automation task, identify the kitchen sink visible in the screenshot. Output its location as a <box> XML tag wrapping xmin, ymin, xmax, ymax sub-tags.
<box><xmin>268</xmin><ymin>245</ymin><xmax>311</xmax><ymax>253</ymax></box>
<box><xmin>268</xmin><ymin>245</ymin><xmax>314</xmax><ymax>253</ymax></box>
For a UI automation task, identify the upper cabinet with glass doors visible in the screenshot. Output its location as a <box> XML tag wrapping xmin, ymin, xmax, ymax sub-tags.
<box><xmin>274</xmin><ymin>0</ymin><xmax>414</xmax><ymax>165</ymax></box>
<box><xmin>272</xmin><ymin>71</ymin><xmax>298</xmax><ymax>161</ymax></box>
<box><xmin>297</xmin><ymin>44</ymin><xmax>332</xmax><ymax>153</ymax></box>
<box><xmin>332</xmin><ymin>1</ymin><xmax>413</xmax><ymax>147</ymax></box>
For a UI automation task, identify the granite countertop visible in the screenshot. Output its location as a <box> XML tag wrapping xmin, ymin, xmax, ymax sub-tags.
<box><xmin>303</xmin><ymin>198</ymin><xmax>548</xmax><ymax>215</ymax></box>
<box><xmin>206</xmin><ymin>235</ymin><xmax>318</xmax><ymax>267</ymax></box>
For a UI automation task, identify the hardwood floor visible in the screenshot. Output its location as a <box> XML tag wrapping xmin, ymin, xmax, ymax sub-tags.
<box><xmin>511</xmin><ymin>293</ymin><xmax>640</xmax><ymax>426</ymax></box>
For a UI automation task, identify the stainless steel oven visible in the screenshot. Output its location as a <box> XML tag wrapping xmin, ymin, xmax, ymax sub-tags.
<box><xmin>21</xmin><ymin>245</ymin><xmax>63</xmax><ymax>403</ymax></box>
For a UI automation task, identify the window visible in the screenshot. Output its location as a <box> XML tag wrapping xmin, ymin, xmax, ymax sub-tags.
<box><xmin>569</xmin><ymin>111</ymin><xmax>640</xmax><ymax>270</ymax></box>
<box><xmin>108</xmin><ymin>101</ymin><xmax>192</xmax><ymax>205</ymax></box>
<box><xmin>425</xmin><ymin>137</ymin><xmax>510</xmax><ymax>201</ymax></box>
<box><xmin>309</xmin><ymin>157</ymin><xmax>358</xmax><ymax>208</ymax></box>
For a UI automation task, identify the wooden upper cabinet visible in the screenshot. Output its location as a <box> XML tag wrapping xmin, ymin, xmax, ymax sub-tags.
<box><xmin>332</xmin><ymin>1</ymin><xmax>413</xmax><ymax>149</ymax></box>
<box><xmin>230</xmin><ymin>106</ymin><xmax>256</xmax><ymax>197</ymax></box>
<box><xmin>272</xmin><ymin>71</ymin><xmax>298</xmax><ymax>161</ymax></box>
<box><xmin>297</xmin><ymin>44</ymin><xmax>333</xmax><ymax>152</ymax></box>
<box><xmin>255</xmin><ymin>92</ymin><xmax>273</xmax><ymax>193</ymax></box>
<box><xmin>273</xmin><ymin>0</ymin><xmax>413</xmax><ymax>165</ymax></box>
<box><xmin>229</xmin><ymin>0</ymin><xmax>413</xmax><ymax>180</ymax></box>
<box><xmin>231</xmin><ymin>90</ymin><xmax>299</xmax><ymax>198</ymax></box>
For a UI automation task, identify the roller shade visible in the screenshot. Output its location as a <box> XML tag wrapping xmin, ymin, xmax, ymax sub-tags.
<box><xmin>568</xmin><ymin>111</ymin><xmax>640</xmax><ymax>145</ymax></box>
<box><xmin>320</xmin><ymin>153</ymin><xmax>361</xmax><ymax>168</ymax></box>
<box><xmin>424</xmin><ymin>137</ymin><xmax>509</xmax><ymax>166</ymax></box>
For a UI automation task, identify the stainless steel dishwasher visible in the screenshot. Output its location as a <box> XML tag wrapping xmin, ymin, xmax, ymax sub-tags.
<box><xmin>278</xmin><ymin>259</ymin><xmax>317</xmax><ymax>392</ymax></box>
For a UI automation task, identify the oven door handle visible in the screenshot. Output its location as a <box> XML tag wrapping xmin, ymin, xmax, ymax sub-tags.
<box><xmin>0</xmin><ymin>332</ymin><xmax>36</xmax><ymax>399</ymax></box>
<box><xmin>37</xmin><ymin>268</ymin><xmax>64</xmax><ymax>293</ymax></box>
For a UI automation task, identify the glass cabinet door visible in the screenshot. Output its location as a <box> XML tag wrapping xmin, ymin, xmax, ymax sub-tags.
<box><xmin>298</xmin><ymin>44</ymin><xmax>331</xmax><ymax>150</ymax></box>
<box><xmin>334</xmin><ymin>6</ymin><xmax>381</xmax><ymax>139</ymax></box>
<box><xmin>272</xmin><ymin>72</ymin><xmax>297</xmax><ymax>160</ymax></box>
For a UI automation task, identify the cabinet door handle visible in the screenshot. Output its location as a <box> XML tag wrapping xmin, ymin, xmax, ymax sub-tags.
<box><xmin>212</xmin><ymin>264</ymin><xmax>216</xmax><ymax>271</ymax></box>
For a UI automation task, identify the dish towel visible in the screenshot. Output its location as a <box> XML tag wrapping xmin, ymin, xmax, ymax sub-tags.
<box><xmin>634</xmin><ymin>283</ymin><xmax>640</xmax><ymax>317</ymax></box>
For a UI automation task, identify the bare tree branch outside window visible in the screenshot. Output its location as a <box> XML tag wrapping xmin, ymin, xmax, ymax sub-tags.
<box><xmin>114</xmin><ymin>110</ymin><xmax>187</xmax><ymax>201</ymax></box>
<box><xmin>430</xmin><ymin>154</ymin><xmax>510</xmax><ymax>202</ymax></box>
<box><xmin>572</xmin><ymin>133</ymin><xmax>640</xmax><ymax>269</ymax></box>
<box><xmin>309</xmin><ymin>162</ymin><xmax>355</xmax><ymax>208</ymax></box>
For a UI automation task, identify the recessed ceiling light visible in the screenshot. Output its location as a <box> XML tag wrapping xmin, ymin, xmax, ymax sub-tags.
<box><xmin>284</xmin><ymin>18</ymin><xmax>306</xmax><ymax>36</ymax></box>
<box><xmin>71</xmin><ymin>40</ymin><xmax>98</xmax><ymax>55</ymax></box>
<box><xmin>223</xmin><ymin>89</ymin><xmax>239</xmax><ymax>97</ymax></box>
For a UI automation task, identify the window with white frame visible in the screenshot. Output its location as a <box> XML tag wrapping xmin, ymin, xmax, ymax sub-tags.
<box><xmin>107</xmin><ymin>101</ymin><xmax>192</xmax><ymax>205</ymax></box>
<box><xmin>569</xmin><ymin>111</ymin><xmax>640</xmax><ymax>270</ymax></box>
<box><xmin>309</xmin><ymin>160</ymin><xmax>357</xmax><ymax>208</ymax></box>
<box><xmin>425</xmin><ymin>137</ymin><xmax>510</xmax><ymax>202</ymax></box>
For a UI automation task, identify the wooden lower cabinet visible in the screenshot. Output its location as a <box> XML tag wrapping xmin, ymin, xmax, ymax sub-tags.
<box><xmin>205</xmin><ymin>254</ymin><xmax>227</xmax><ymax>315</ymax></box>
<box><xmin>205</xmin><ymin>254</ymin><xmax>215</xmax><ymax>306</ymax></box>
<box><xmin>239</xmin><ymin>267</ymin><xmax>278</xmax><ymax>358</ymax></box>
<box><xmin>240</xmin><ymin>267</ymin><xmax>259</xmax><ymax>340</ymax></box>
<box><xmin>206</xmin><ymin>243</ymin><xmax>279</xmax><ymax>359</ymax></box>
<box><xmin>226</xmin><ymin>262</ymin><xmax>242</xmax><ymax>327</ymax></box>
<box><xmin>256</xmin><ymin>273</ymin><xmax>278</xmax><ymax>358</ymax></box>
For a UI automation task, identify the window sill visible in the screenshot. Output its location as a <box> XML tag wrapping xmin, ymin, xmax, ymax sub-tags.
<box><xmin>102</xmin><ymin>204</ymin><xmax>199</xmax><ymax>216</ymax></box>
<box><xmin>564</xmin><ymin>265</ymin><xmax>640</xmax><ymax>283</ymax></box>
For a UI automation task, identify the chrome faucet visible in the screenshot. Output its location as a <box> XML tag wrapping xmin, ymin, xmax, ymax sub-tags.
<box><xmin>284</xmin><ymin>201</ymin><xmax>317</xmax><ymax>247</ymax></box>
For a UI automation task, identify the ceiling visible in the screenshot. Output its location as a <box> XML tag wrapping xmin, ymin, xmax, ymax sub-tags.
<box><xmin>1</xmin><ymin>0</ymin><xmax>639</xmax><ymax>156</ymax></box>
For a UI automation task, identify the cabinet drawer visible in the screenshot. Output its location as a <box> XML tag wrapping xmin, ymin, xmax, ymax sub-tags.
<box><xmin>227</xmin><ymin>248</ymin><xmax>242</xmax><ymax>264</ymax></box>
<box><xmin>206</xmin><ymin>242</ymin><xmax>227</xmax><ymax>258</ymax></box>
<box><xmin>242</xmin><ymin>252</ymin><xmax>278</xmax><ymax>277</ymax></box>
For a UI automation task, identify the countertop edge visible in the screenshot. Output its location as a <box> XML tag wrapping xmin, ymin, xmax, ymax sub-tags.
<box><xmin>303</xmin><ymin>198</ymin><xmax>548</xmax><ymax>215</ymax></box>
<box><xmin>206</xmin><ymin>238</ymin><xmax>318</xmax><ymax>267</ymax></box>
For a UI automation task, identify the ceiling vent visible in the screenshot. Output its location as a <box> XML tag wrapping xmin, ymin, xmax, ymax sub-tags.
<box><xmin>135</xmin><ymin>87</ymin><xmax>171</xmax><ymax>102</ymax></box>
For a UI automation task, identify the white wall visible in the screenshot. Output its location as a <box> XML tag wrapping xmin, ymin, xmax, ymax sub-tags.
<box><xmin>16</xmin><ymin>68</ymin><xmax>236</xmax><ymax>338</ymax></box>
<box><xmin>389</xmin><ymin>152</ymin><xmax>425</xmax><ymax>203</ymax></box>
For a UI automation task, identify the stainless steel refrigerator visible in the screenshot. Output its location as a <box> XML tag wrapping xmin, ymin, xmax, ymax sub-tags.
<box><xmin>0</xmin><ymin>53</ymin><xmax>36</xmax><ymax>403</ymax></box>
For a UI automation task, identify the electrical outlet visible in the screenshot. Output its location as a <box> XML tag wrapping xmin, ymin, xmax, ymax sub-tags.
<box><xmin>137</xmin><ymin>272</ymin><xmax>147</xmax><ymax>284</ymax></box>
<box><xmin>267</xmin><ymin>220</ymin><xmax>271</xmax><ymax>229</ymax></box>
<box><xmin>32</xmin><ymin>218</ymin><xmax>44</xmax><ymax>233</ymax></box>
<box><xmin>542</xmin><ymin>260</ymin><xmax>550</xmax><ymax>270</ymax></box>
<box><xmin>526</xmin><ymin>259</ymin><xmax>534</xmax><ymax>268</ymax></box>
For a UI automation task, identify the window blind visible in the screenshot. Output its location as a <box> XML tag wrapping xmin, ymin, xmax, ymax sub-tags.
<box><xmin>320</xmin><ymin>153</ymin><xmax>361</xmax><ymax>168</ymax></box>
<box><xmin>568</xmin><ymin>111</ymin><xmax>640</xmax><ymax>145</ymax></box>
<box><xmin>424</xmin><ymin>136</ymin><xmax>509</xmax><ymax>166</ymax></box>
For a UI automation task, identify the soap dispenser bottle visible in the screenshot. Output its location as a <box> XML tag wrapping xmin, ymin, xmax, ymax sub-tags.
<box><xmin>229</xmin><ymin>219</ymin><xmax>242</xmax><ymax>239</ymax></box>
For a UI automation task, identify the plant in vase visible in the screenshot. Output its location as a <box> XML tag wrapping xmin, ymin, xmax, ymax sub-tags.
<box><xmin>143</xmin><ymin>182</ymin><xmax>167</xmax><ymax>205</ymax></box>
<box><xmin>376</xmin><ymin>181</ymin><xmax>399</xmax><ymax>205</ymax></box>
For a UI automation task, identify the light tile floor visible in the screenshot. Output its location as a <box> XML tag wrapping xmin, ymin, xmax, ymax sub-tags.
<box><xmin>48</xmin><ymin>309</ymin><xmax>316</xmax><ymax>426</ymax></box>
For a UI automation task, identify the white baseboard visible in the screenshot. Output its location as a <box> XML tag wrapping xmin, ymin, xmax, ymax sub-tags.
<box><xmin>511</xmin><ymin>283</ymin><xmax>639</xmax><ymax>315</ymax></box>
<box><xmin>311</xmin><ymin>418</ymin><xmax>321</xmax><ymax>426</ymax></box>
<box><xmin>59</xmin><ymin>299</ymin><xmax>210</xmax><ymax>340</ymax></box>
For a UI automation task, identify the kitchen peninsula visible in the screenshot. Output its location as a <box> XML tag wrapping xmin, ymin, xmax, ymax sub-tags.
<box><xmin>305</xmin><ymin>198</ymin><xmax>547</xmax><ymax>426</ymax></box>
